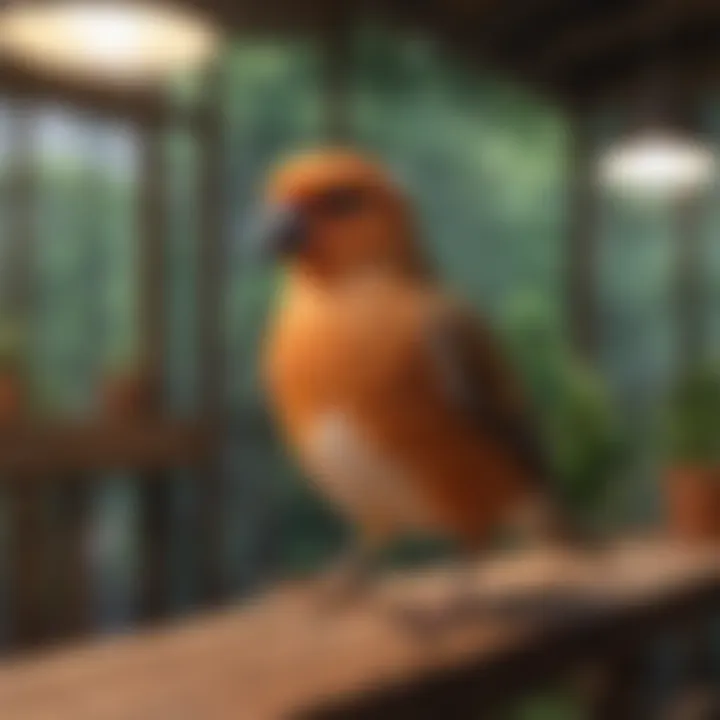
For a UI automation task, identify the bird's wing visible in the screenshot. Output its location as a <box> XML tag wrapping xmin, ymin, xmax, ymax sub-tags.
<box><xmin>425</xmin><ymin>299</ymin><xmax>550</xmax><ymax>486</ymax></box>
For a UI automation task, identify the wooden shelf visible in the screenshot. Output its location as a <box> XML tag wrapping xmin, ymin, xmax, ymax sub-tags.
<box><xmin>0</xmin><ymin>418</ymin><xmax>213</xmax><ymax>475</ymax></box>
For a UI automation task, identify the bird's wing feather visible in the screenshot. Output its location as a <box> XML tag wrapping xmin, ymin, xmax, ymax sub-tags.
<box><xmin>425</xmin><ymin>300</ymin><xmax>550</xmax><ymax>486</ymax></box>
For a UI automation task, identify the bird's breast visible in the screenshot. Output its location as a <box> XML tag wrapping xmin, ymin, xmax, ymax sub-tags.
<box><xmin>265</xmin><ymin>282</ymin><xmax>430</xmax><ymax>428</ymax></box>
<box><xmin>303</xmin><ymin>410</ymin><xmax>440</xmax><ymax>532</ymax></box>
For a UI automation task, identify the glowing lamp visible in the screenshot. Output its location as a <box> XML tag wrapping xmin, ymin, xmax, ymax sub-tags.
<box><xmin>0</xmin><ymin>2</ymin><xmax>218</xmax><ymax>85</ymax></box>
<box><xmin>600</xmin><ymin>130</ymin><xmax>716</xmax><ymax>195</ymax></box>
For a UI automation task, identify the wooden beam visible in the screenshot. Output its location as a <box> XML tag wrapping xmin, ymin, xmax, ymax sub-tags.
<box><xmin>674</xmin><ymin>191</ymin><xmax>705</xmax><ymax>372</ymax></box>
<box><xmin>560</xmin><ymin>8</ymin><xmax>720</xmax><ymax>108</ymax></box>
<box><xmin>196</xmin><ymin>62</ymin><xmax>227</xmax><ymax>605</ymax></box>
<box><xmin>4</xmin><ymin>102</ymin><xmax>35</xmax><ymax>330</ymax></box>
<box><xmin>536</xmin><ymin>0</ymin><xmax>700</xmax><ymax>75</ymax></box>
<box><xmin>319</xmin><ymin>2</ymin><xmax>353</xmax><ymax>143</ymax></box>
<box><xmin>571</xmin><ymin>41</ymin><xmax>720</xmax><ymax>113</ymax></box>
<box><xmin>565</xmin><ymin>109</ymin><xmax>600</xmax><ymax>360</ymax></box>
<box><xmin>0</xmin><ymin>420</ymin><xmax>211</xmax><ymax>475</ymax></box>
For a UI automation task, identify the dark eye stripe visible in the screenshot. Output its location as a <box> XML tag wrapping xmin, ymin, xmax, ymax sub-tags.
<box><xmin>311</xmin><ymin>186</ymin><xmax>366</xmax><ymax>216</ymax></box>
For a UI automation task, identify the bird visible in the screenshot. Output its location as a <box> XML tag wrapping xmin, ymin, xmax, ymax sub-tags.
<box><xmin>257</xmin><ymin>148</ymin><xmax>576</xmax><ymax>615</ymax></box>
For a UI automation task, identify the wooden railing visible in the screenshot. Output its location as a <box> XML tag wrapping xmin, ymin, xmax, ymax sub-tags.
<box><xmin>0</xmin><ymin>65</ymin><xmax>228</xmax><ymax>655</ymax></box>
<box><xmin>2</xmin><ymin>418</ymin><xmax>214</xmax><ymax>650</ymax></box>
<box><xmin>0</xmin><ymin>538</ymin><xmax>716</xmax><ymax>718</ymax></box>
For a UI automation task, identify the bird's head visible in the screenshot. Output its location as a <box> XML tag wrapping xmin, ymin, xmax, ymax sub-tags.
<box><xmin>253</xmin><ymin>149</ymin><xmax>426</xmax><ymax>282</ymax></box>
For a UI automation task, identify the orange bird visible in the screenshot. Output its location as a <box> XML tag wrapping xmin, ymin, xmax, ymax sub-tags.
<box><xmin>259</xmin><ymin>149</ymin><xmax>568</xmax><ymax>599</ymax></box>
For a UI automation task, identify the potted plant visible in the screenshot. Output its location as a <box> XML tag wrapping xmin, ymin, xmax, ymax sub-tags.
<box><xmin>664</xmin><ymin>363</ymin><xmax>720</xmax><ymax>543</ymax></box>
<box><xmin>501</xmin><ymin>294</ymin><xmax>625</xmax><ymax>529</ymax></box>
<box><xmin>97</xmin><ymin>350</ymin><xmax>158</xmax><ymax>421</ymax></box>
<box><xmin>0</xmin><ymin>320</ymin><xmax>29</xmax><ymax>427</ymax></box>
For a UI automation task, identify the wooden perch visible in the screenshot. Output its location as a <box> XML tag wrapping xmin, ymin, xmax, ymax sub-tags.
<box><xmin>0</xmin><ymin>538</ymin><xmax>717</xmax><ymax>718</ymax></box>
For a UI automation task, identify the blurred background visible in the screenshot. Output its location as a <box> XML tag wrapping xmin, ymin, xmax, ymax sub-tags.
<box><xmin>0</xmin><ymin>0</ymin><xmax>717</xmax><ymax>717</ymax></box>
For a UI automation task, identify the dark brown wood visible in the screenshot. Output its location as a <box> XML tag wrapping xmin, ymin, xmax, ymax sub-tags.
<box><xmin>4</xmin><ymin>0</ymin><xmax>720</xmax><ymax>113</ymax></box>
<box><xmin>3</xmin><ymin>101</ymin><xmax>35</xmax><ymax>335</ymax></box>
<box><xmin>586</xmin><ymin>650</ymin><xmax>649</xmax><ymax>720</ymax></box>
<box><xmin>5</xmin><ymin>479</ymin><xmax>48</xmax><ymax>650</ymax></box>
<box><xmin>0</xmin><ymin>420</ymin><xmax>210</xmax><ymax>475</ymax></box>
<box><xmin>50</xmin><ymin>478</ymin><xmax>92</xmax><ymax>640</ymax></box>
<box><xmin>7</xmin><ymin>1</ymin><xmax>720</xmax><ymax>113</ymax></box>
<box><xmin>196</xmin><ymin>63</ymin><xmax>227</xmax><ymax>606</ymax></box>
<box><xmin>565</xmin><ymin>109</ymin><xmax>599</xmax><ymax>360</ymax></box>
<box><xmin>137</xmin><ymin>473</ymin><xmax>174</xmax><ymax>623</ymax></box>
<box><xmin>667</xmin><ymin>619</ymin><xmax>720</xmax><ymax>720</ymax></box>
<box><xmin>536</xmin><ymin>0</ymin><xmax>710</xmax><ymax>76</ymax></box>
<box><xmin>136</xmin><ymin>116</ymin><xmax>180</xmax><ymax>624</ymax></box>
<box><xmin>0</xmin><ymin>540</ymin><xmax>716</xmax><ymax>719</ymax></box>
<box><xmin>2</xmin><ymin>103</ymin><xmax>43</xmax><ymax>653</ymax></box>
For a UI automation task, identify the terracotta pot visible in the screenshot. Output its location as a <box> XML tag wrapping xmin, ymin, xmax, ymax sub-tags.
<box><xmin>100</xmin><ymin>372</ymin><xmax>157</xmax><ymax>420</ymax></box>
<box><xmin>666</xmin><ymin>466</ymin><xmax>720</xmax><ymax>543</ymax></box>
<box><xmin>0</xmin><ymin>371</ymin><xmax>25</xmax><ymax>427</ymax></box>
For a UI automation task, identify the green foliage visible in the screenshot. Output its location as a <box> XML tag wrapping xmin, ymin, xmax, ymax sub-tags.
<box><xmin>515</xmin><ymin>693</ymin><xmax>581</xmax><ymax>720</ymax></box>
<box><xmin>665</xmin><ymin>362</ymin><xmax>720</xmax><ymax>466</ymax></box>
<box><xmin>0</xmin><ymin>316</ymin><xmax>27</xmax><ymax>372</ymax></box>
<box><xmin>501</xmin><ymin>293</ymin><xmax>625</xmax><ymax>520</ymax></box>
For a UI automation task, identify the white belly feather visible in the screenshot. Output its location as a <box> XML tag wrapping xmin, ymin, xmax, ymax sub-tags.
<box><xmin>305</xmin><ymin>411</ymin><xmax>437</xmax><ymax>534</ymax></box>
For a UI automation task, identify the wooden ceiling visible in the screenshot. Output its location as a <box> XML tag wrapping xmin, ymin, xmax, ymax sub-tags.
<box><xmin>1</xmin><ymin>0</ymin><xmax>719</xmax><ymax>119</ymax></box>
<box><xmin>364</xmin><ymin>0</ymin><xmax>720</xmax><ymax>109</ymax></box>
<box><xmin>189</xmin><ymin>0</ymin><xmax>720</xmax><ymax>109</ymax></box>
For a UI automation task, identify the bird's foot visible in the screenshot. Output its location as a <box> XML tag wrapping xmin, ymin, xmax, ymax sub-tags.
<box><xmin>312</xmin><ymin>554</ymin><xmax>375</xmax><ymax>612</ymax></box>
<box><xmin>385</xmin><ymin>584</ymin><xmax>488</xmax><ymax>640</ymax></box>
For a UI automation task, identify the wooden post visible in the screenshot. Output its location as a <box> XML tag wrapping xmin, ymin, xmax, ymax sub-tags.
<box><xmin>669</xmin><ymin>620</ymin><xmax>719</xmax><ymax>719</ymax></box>
<box><xmin>3</xmin><ymin>102</ymin><xmax>35</xmax><ymax>327</ymax></box>
<box><xmin>674</xmin><ymin>187</ymin><xmax>706</xmax><ymax>374</ymax></box>
<box><xmin>137</xmin><ymin>475</ymin><xmax>174</xmax><ymax>622</ymax></box>
<box><xmin>586</xmin><ymin>651</ymin><xmax>650</xmax><ymax>720</ymax></box>
<box><xmin>51</xmin><ymin>478</ymin><xmax>92</xmax><ymax>640</ymax></box>
<box><xmin>6</xmin><ymin>480</ymin><xmax>48</xmax><ymax>649</ymax></box>
<box><xmin>196</xmin><ymin>65</ymin><xmax>226</xmax><ymax>605</ymax></box>
<box><xmin>565</xmin><ymin>108</ymin><xmax>599</xmax><ymax>360</ymax></box>
<box><xmin>136</xmin><ymin>119</ymin><xmax>173</xmax><ymax>622</ymax></box>
<box><xmin>4</xmin><ymin>102</ymin><xmax>47</xmax><ymax>651</ymax></box>
<box><xmin>320</xmin><ymin>3</ymin><xmax>353</xmax><ymax>143</ymax></box>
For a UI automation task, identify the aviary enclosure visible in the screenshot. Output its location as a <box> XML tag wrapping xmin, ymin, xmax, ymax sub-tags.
<box><xmin>0</xmin><ymin>0</ymin><xmax>717</xmax><ymax>717</ymax></box>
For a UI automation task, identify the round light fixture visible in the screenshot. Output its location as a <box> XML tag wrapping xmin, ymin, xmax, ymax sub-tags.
<box><xmin>599</xmin><ymin>130</ymin><xmax>716</xmax><ymax>195</ymax></box>
<box><xmin>0</xmin><ymin>2</ymin><xmax>219</xmax><ymax>85</ymax></box>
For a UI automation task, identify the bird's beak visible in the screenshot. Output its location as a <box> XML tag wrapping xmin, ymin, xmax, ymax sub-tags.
<box><xmin>247</xmin><ymin>202</ymin><xmax>307</xmax><ymax>260</ymax></box>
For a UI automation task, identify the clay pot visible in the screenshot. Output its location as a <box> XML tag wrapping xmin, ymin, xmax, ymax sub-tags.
<box><xmin>99</xmin><ymin>372</ymin><xmax>157</xmax><ymax>420</ymax></box>
<box><xmin>666</xmin><ymin>467</ymin><xmax>720</xmax><ymax>544</ymax></box>
<box><xmin>0</xmin><ymin>370</ymin><xmax>24</xmax><ymax>427</ymax></box>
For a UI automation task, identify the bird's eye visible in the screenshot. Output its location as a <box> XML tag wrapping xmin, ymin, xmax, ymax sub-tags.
<box><xmin>312</xmin><ymin>187</ymin><xmax>366</xmax><ymax>217</ymax></box>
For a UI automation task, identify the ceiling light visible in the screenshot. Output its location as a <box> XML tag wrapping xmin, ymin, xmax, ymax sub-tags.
<box><xmin>0</xmin><ymin>2</ymin><xmax>219</xmax><ymax>85</ymax></box>
<box><xmin>599</xmin><ymin>130</ymin><xmax>716</xmax><ymax>195</ymax></box>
